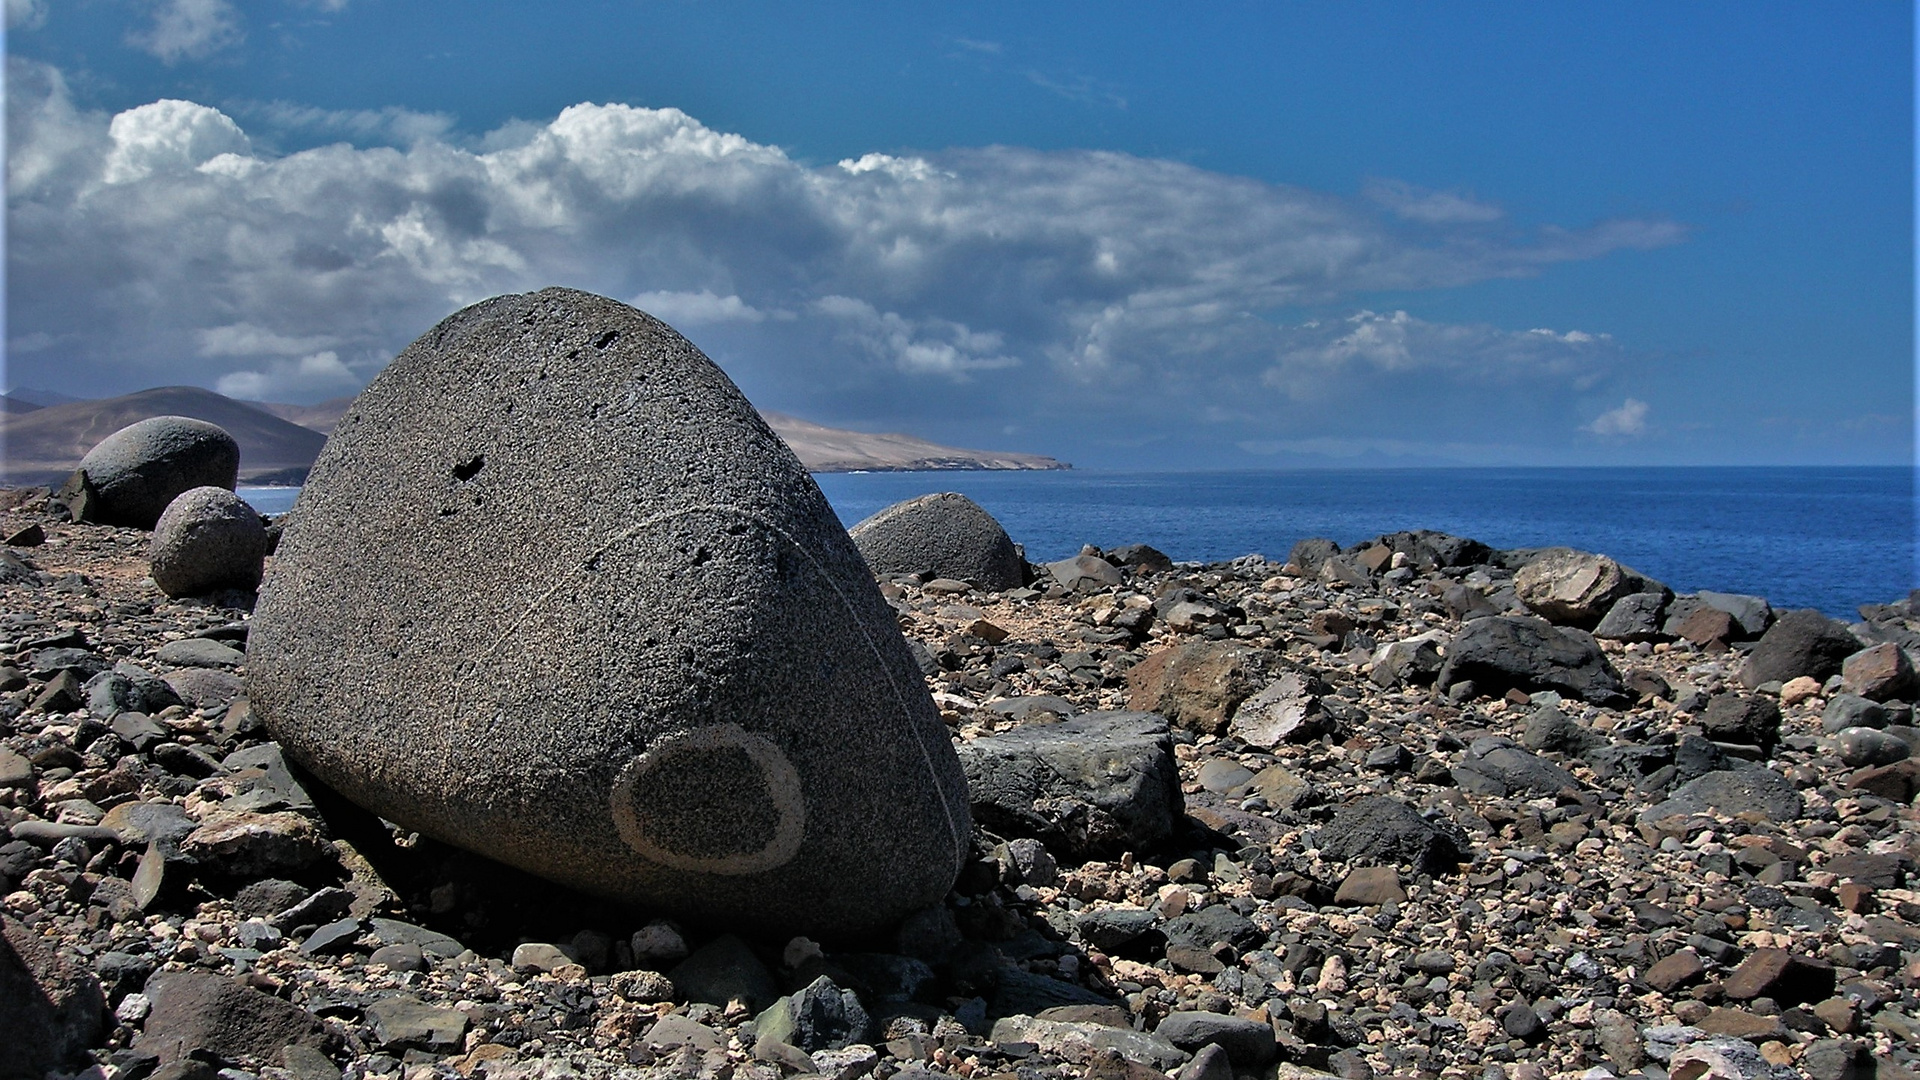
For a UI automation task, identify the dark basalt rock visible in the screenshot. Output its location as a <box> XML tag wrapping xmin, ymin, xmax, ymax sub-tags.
<box><xmin>248</xmin><ymin>288</ymin><xmax>970</xmax><ymax>938</ymax></box>
<box><xmin>1436</xmin><ymin>616</ymin><xmax>1629</xmax><ymax>706</ymax></box>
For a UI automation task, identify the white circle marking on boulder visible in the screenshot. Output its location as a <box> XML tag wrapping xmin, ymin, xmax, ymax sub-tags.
<box><xmin>610</xmin><ymin>722</ymin><xmax>806</xmax><ymax>875</ymax></box>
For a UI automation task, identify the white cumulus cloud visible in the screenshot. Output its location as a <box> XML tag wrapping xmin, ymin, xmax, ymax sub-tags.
<box><xmin>7</xmin><ymin>59</ymin><xmax>1676</xmax><ymax>458</ymax></box>
<box><xmin>127</xmin><ymin>0</ymin><xmax>242</xmax><ymax>64</ymax></box>
<box><xmin>1585</xmin><ymin>398</ymin><xmax>1650</xmax><ymax>437</ymax></box>
<box><xmin>215</xmin><ymin>351</ymin><xmax>361</xmax><ymax>401</ymax></box>
<box><xmin>6</xmin><ymin>0</ymin><xmax>46</xmax><ymax>31</ymax></box>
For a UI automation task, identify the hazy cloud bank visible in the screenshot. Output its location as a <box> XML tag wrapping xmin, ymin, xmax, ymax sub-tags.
<box><xmin>7</xmin><ymin>59</ymin><xmax>1680</xmax><ymax>461</ymax></box>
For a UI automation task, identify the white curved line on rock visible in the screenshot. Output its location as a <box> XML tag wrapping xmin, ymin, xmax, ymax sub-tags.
<box><xmin>449</xmin><ymin>500</ymin><xmax>967</xmax><ymax>871</ymax></box>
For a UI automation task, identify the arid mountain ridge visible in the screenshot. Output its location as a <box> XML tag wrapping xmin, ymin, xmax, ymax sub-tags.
<box><xmin>0</xmin><ymin>386</ymin><xmax>1066</xmax><ymax>486</ymax></box>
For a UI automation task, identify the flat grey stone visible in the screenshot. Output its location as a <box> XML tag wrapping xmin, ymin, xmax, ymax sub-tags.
<box><xmin>1641</xmin><ymin>766</ymin><xmax>1805</xmax><ymax>824</ymax></box>
<box><xmin>365</xmin><ymin>993</ymin><xmax>468</xmax><ymax>1051</ymax></box>
<box><xmin>247</xmin><ymin>289</ymin><xmax>970</xmax><ymax>937</ymax></box>
<box><xmin>155</xmin><ymin>639</ymin><xmax>245</xmax><ymax>669</ymax></box>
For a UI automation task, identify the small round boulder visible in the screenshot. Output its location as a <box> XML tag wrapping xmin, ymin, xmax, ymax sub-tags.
<box><xmin>74</xmin><ymin>417</ymin><xmax>240</xmax><ymax>528</ymax></box>
<box><xmin>848</xmin><ymin>492</ymin><xmax>1024</xmax><ymax>591</ymax></box>
<box><xmin>149</xmin><ymin>487</ymin><xmax>269</xmax><ymax>598</ymax></box>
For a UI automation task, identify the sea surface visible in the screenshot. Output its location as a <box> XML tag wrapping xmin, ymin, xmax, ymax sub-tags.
<box><xmin>242</xmin><ymin>466</ymin><xmax>1917</xmax><ymax>620</ymax></box>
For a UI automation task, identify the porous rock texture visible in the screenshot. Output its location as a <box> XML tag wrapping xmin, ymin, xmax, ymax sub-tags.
<box><xmin>849</xmin><ymin>492</ymin><xmax>1025</xmax><ymax>591</ymax></box>
<box><xmin>71</xmin><ymin>416</ymin><xmax>240</xmax><ymax>529</ymax></box>
<box><xmin>147</xmin><ymin>486</ymin><xmax>269</xmax><ymax>598</ymax></box>
<box><xmin>247</xmin><ymin>288</ymin><xmax>970</xmax><ymax>937</ymax></box>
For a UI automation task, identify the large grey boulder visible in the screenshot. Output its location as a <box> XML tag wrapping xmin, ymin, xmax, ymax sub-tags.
<box><xmin>1436</xmin><ymin>616</ymin><xmax>1629</xmax><ymax>705</ymax></box>
<box><xmin>955</xmin><ymin>711</ymin><xmax>1183</xmax><ymax>860</ymax></box>
<box><xmin>248</xmin><ymin>289</ymin><xmax>971</xmax><ymax>938</ymax></box>
<box><xmin>71</xmin><ymin>416</ymin><xmax>239</xmax><ymax>528</ymax></box>
<box><xmin>848</xmin><ymin>492</ymin><xmax>1024</xmax><ymax>591</ymax></box>
<box><xmin>1514</xmin><ymin>548</ymin><xmax>1666</xmax><ymax>628</ymax></box>
<box><xmin>149</xmin><ymin>486</ymin><xmax>269</xmax><ymax>597</ymax></box>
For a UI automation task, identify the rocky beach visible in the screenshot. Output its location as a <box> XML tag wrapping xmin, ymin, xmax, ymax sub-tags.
<box><xmin>3</xmin><ymin>290</ymin><xmax>1917</xmax><ymax>1080</ymax></box>
<box><xmin>4</xmin><ymin>486</ymin><xmax>1919</xmax><ymax>1080</ymax></box>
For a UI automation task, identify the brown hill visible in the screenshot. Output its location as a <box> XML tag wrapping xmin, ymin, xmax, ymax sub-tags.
<box><xmin>757</xmin><ymin>412</ymin><xmax>1066</xmax><ymax>472</ymax></box>
<box><xmin>0</xmin><ymin>386</ymin><xmax>1064</xmax><ymax>484</ymax></box>
<box><xmin>254</xmin><ymin>397</ymin><xmax>355</xmax><ymax>436</ymax></box>
<box><xmin>253</xmin><ymin>397</ymin><xmax>1066</xmax><ymax>473</ymax></box>
<box><xmin>0</xmin><ymin>386</ymin><xmax>328</xmax><ymax>486</ymax></box>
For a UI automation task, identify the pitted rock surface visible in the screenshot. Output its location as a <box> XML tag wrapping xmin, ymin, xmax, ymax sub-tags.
<box><xmin>247</xmin><ymin>288</ymin><xmax>970</xmax><ymax>936</ymax></box>
<box><xmin>72</xmin><ymin>416</ymin><xmax>240</xmax><ymax>529</ymax></box>
<box><xmin>148</xmin><ymin>486</ymin><xmax>269</xmax><ymax>598</ymax></box>
<box><xmin>849</xmin><ymin>492</ymin><xmax>1025</xmax><ymax>591</ymax></box>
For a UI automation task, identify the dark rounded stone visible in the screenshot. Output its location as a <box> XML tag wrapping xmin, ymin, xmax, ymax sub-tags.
<box><xmin>148</xmin><ymin>487</ymin><xmax>269</xmax><ymax>598</ymax></box>
<box><xmin>849</xmin><ymin>492</ymin><xmax>1024</xmax><ymax>591</ymax></box>
<box><xmin>248</xmin><ymin>288</ymin><xmax>970</xmax><ymax>938</ymax></box>
<box><xmin>73</xmin><ymin>416</ymin><xmax>239</xmax><ymax>529</ymax></box>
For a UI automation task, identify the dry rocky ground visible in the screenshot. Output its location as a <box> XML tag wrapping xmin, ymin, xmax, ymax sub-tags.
<box><xmin>3</xmin><ymin>488</ymin><xmax>1918</xmax><ymax>1080</ymax></box>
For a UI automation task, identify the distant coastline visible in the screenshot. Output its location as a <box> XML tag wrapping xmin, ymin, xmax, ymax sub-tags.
<box><xmin>0</xmin><ymin>386</ymin><xmax>1068</xmax><ymax>484</ymax></box>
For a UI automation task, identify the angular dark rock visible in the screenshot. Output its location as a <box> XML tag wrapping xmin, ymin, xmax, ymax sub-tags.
<box><xmin>1741</xmin><ymin>609</ymin><xmax>1861</xmax><ymax>689</ymax></box>
<box><xmin>1722</xmin><ymin>949</ymin><xmax>1836</xmax><ymax>1007</ymax></box>
<box><xmin>1701</xmin><ymin>692</ymin><xmax>1783</xmax><ymax>754</ymax></box>
<box><xmin>1435</xmin><ymin>616</ymin><xmax>1629</xmax><ymax>705</ymax></box>
<box><xmin>1</xmin><ymin>914</ymin><xmax>105</xmax><ymax>1079</ymax></box>
<box><xmin>1317</xmin><ymin>796</ymin><xmax>1466</xmax><ymax>873</ymax></box>
<box><xmin>1452</xmin><ymin>739</ymin><xmax>1582</xmax><ymax>797</ymax></box>
<box><xmin>1593</xmin><ymin>592</ymin><xmax>1669</xmax><ymax>642</ymax></box>
<box><xmin>1640</xmin><ymin>766</ymin><xmax>1804</xmax><ymax>824</ymax></box>
<box><xmin>955</xmin><ymin>711</ymin><xmax>1182</xmax><ymax>860</ymax></box>
<box><xmin>138</xmin><ymin>970</ymin><xmax>327</xmax><ymax>1065</ymax></box>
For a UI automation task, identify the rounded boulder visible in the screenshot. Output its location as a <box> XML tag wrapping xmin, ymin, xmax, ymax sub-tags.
<box><xmin>73</xmin><ymin>416</ymin><xmax>240</xmax><ymax>528</ymax></box>
<box><xmin>149</xmin><ymin>487</ymin><xmax>269</xmax><ymax>598</ymax></box>
<box><xmin>848</xmin><ymin>492</ymin><xmax>1024</xmax><ymax>591</ymax></box>
<box><xmin>247</xmin><ymin>288</ymin><xmax>971</xmax><ymax>938</ymax></box>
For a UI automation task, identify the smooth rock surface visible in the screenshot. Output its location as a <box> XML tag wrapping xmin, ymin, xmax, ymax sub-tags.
<box><xmin>248</xmin><ymin>289</ymin><xmax>970</xmax><ymax>937</ymax></box>
<box><xmin>72</xmin><ymin>416</ymin><xmax>240</xmax><ymax>529</ymax></box>
<box><xmin>849</xmin><ymin>493</ymin><xmax>1024</xmax><ymax>592</ymax></box>
<box><xmin>148</xmin><ymin>486</ymin><xmax>268</xmax><ymax>598</ymax></box>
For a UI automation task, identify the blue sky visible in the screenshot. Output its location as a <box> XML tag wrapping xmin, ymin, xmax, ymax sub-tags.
<box><xmin>5</xmin><ymin>1</ymin><xmax>1912</xmax><ymax>467</ymax></box>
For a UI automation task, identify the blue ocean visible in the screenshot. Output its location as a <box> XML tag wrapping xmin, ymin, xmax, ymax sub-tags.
<box><xmin>242</xmin><ymin>466</ymin><xmax>1916</xmax><ymax>620</ymax></box>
